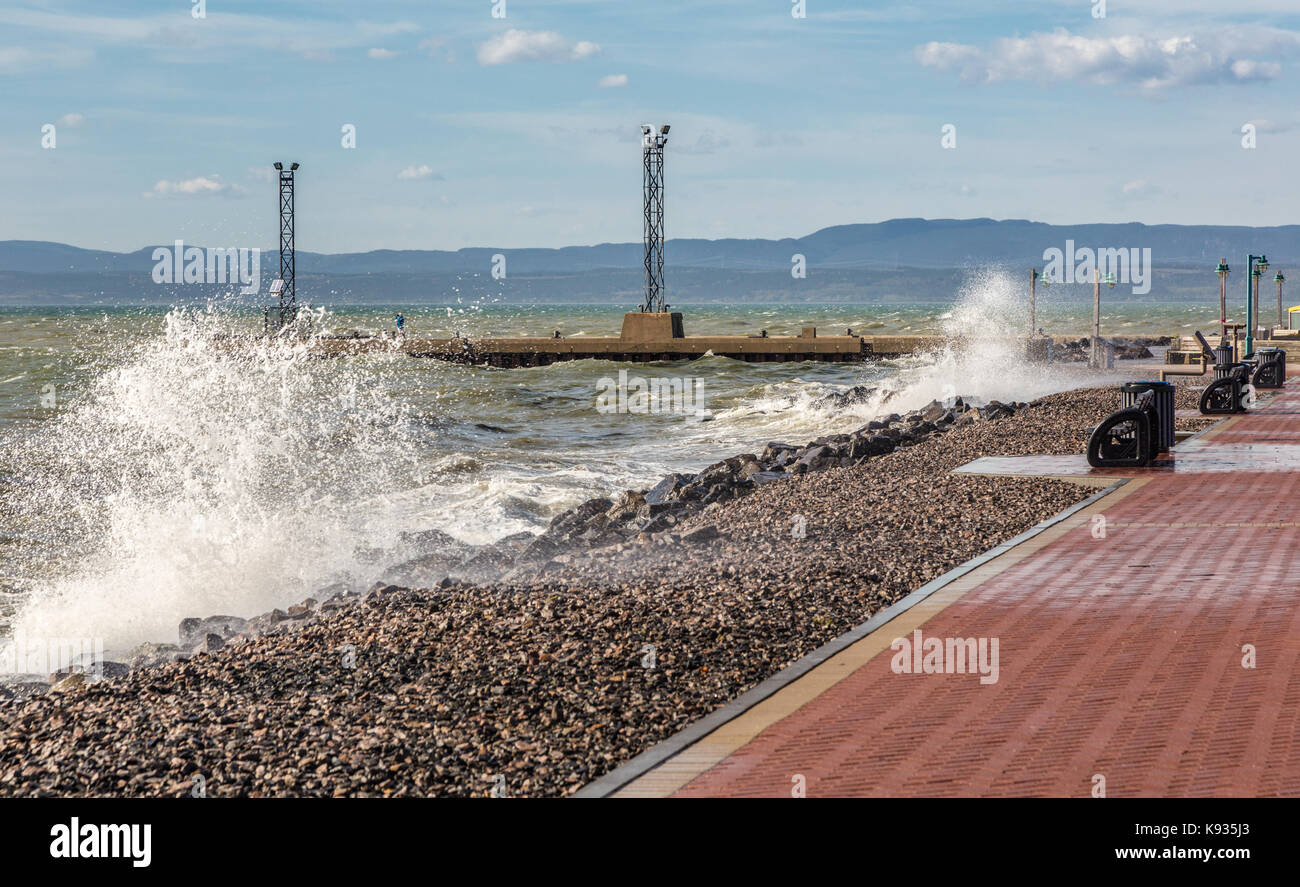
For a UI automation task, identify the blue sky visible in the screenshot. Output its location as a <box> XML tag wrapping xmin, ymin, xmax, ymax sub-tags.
<box><xmin>4</xmin><ymin>0</ymin><xmax>1300</xmax><ymax>253</ymax></box>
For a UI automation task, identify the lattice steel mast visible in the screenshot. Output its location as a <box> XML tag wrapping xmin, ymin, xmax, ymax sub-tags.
<box><xmin>273</xmin><ymin>161</ymin><xmax>299</xmax><ymax>327</ymax></box>
<box><xmin>640</xmin><ymin>124</ymin><xmax>669</xmax><ymax>313</ymax></box>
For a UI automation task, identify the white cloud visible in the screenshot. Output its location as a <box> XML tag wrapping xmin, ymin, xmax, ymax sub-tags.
<box><xmin>1243</xmin><ymin>118</ymin><xmax>1295</xmax><ymax>134</ymax></box>
<box><xmin>476</xmin><ymin>29</ymin><xmax>600</xmax><ymax>66</ymax></box>
<box><xmin>397</xmin><ymin>164</ymin><xmax>441</xmax><ymax>181</ymax></box>
<box><xmin>0</xmin><ymin>9</ymin><xmax>419</xmax><ymax>62</ymax></box>
<box><xmin>597</xmin><ymin>73</ymin><xmax>628</xmax><ymax>88</ymax></box>
<box><xmin>674</xmin><ymin>129</ymin><xmax>732</xmax><ymax>155</ymax></box>
<box><xmin>56</xmin><ymin>112</ymin><xmax>85</xmax><ymax>127</ymax></box>
<box><xmin>915</xmin><ymin>28</ymin><xmax>1296</xmax><ymax>91</ymax></box>
<box><xmin>368</xmin><ymin>48</ymin><xmax>399</xmax><ymax>60</ymax></box>
<box><xmin>0</xmin><ymin>45</ymin><xmax>92</xmax><ymax>74</ymax></box>
<box><xmin>1121</xmin><ymin>180</ymin><xmax>1165</xmax><ymax>198</ymax></box>
<box><xmin>144</xmin><ymin>175</ymin><xmax>242</xmax><ymax>198</ymax></box>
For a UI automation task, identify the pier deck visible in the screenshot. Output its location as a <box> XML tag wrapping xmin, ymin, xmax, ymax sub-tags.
<box><xmin>308</xmin><ymin>334</ymin><xmax>941</xmax><ymax>365</ymax></box>
<box><xmin>584</xmin><ymin>382</ymin><xmax>1300</xmax><ymax>797</ymax></box>
<box><xmin>302</xmin><ymin>312</ymin><xmax>942</xmax><ymax>365</ymax></box>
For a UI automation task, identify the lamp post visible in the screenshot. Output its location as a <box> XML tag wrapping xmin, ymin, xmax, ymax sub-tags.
<box><xmin>1275</xmin><ymin>271</ymin><xmax>1286</xmax><ymax>329</ymax></box>
<box><xmin>1246</xmin><ymin>254</ymin><xmax>1268</xmax><ymax>356</ymax></box>
<box><xmin>1215</xmin><ymin>259</ymin><xmax>1230</xmax><ymax>338</ymax></box>
<box><xmin>1091</xmin><ymin>268</ymin><xmax>1116</xmax><ymax>369</ymax></box>
<box><xmin>1029</xmin><ymin>268</ymin><xmax>1038</xmax><ymax>336</ymax></box>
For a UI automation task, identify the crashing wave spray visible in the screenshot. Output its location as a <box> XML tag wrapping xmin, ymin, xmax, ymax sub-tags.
<box><xmin>856</xmin><ymin>267</ymin><xmax>1122</xmax><ymax>416</ymax></box>
<box><xmin>2</xmin><ymin>307</ymin><xmax>428</xmax><ymax>653</ymax></box>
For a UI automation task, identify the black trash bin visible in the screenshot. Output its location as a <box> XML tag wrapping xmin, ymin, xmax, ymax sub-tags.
<box><xmin>1211</xmin><ymin>338</ymin><xmax>1232</xmax><ymax>366</ymax></box>
<box><xmin>1254</xmin><ymin>347</ymin><xmax>1286</xmax><ymax>389</ymax></box>
<box><xmin>1121</xmin><ymin>381</ymin><xmax>1175</xmax><ymax>452</ymax></box>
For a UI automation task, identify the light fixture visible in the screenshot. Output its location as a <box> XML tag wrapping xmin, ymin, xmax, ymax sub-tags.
<box><xmin>1216</xmin><ymin>261</ymin><xmax>1230</xmax><ymax>277</ymax></box>
<box><xmin>274</xmin><ymin>162</ymin><xmax>283</xmax><ymax>170</ymax></box>
<box><xmin>290</xmin><ymin>162</ymin><xmax>300</xmax><ymax>171</ymax></box>
<box><xmin>1276</xmin><ymin>271</ymin><xmax>1286</xmax><ymax>283</ymax></box>
<box><xmin>1257</xmin><ymin>255</ymin><xmax>1269</xmax><ymax>272</ymax></box>
<box><xmin>1252</xmin><ymin>266</ymin><xmax>1263</xmax><ymax>279</ymax></box>
<box><xmin>1104</xmin><ymin>271</ymin><xmax>1116</xmax><ymax>289</ymax></box>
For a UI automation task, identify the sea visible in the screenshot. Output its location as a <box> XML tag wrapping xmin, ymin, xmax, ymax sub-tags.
<box><xmin>0</xmin><ymin>269</ymin><xmax>1217</xmax><ymax>654</ymax></box>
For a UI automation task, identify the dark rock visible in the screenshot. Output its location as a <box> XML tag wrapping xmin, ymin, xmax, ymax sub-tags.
<box><xmin>814</xmin><ymin>384</ymin><xmax>876</xmax><ymax>409</ymax></box>
<box><xmin>245</xmin><ymin>609</ymin><xmax>290</xmax><ymax>635</ymax></box>
<box><xmin>518</xmin><ymin>534</ymin><xmax>563</xmax><ymax>563</ymax></box>
<box><xmin>694</xmin><ymin>461</ymin><xmax>735</xmax><ymax>488</ymax></box>
<box><xmin>287</xmin><ymin>598</ymin><xmax>318</xmax><ymax>616</ymax></box>
<box><xmin>760</xmin><ymin>442</ymin><xmax>797</xmax><ymax>462</ymax></box>
<box><xmin>919</xmin><ymin>401</ymin><xmax>946</xmax><ymax>422</ymax></box>
<box><xmin>179</xmin><ymin>615</ymin><xmax>248</xmax><ymax>648</ymax></box>
<box><xmin>797</xmin><ymin>445</ymin><xmax>829</xmax><ymax>465</ymax></box>
<box><xmin>547</xmin><ymin>497</ymin><xmax>613</xmax><ymax>537</ymax></box>
<box><xmin>124</xmin><ymin>642</ymin><xmax>183</xmax><ymax>670</ymax></box>
<box><xmin>645</xmin><ymin>475</ymin><xmax>691</xmax><ymax>505</ymax></box>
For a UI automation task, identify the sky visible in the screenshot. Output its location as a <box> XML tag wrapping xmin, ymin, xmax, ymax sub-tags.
<box><xmin>3</xmin><ymin>0</ymin><xmax>1300</xmax><ymax>254</ymax></box>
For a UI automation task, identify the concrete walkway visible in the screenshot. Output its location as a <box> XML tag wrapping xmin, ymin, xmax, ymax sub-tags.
<box><xmin>600</xmin><ymin>383</ymin><xmax>1300</xmax><ymax>797</ymax></box>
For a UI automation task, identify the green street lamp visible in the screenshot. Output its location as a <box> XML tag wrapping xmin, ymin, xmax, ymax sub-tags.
<box><xmin>1090</xmin><ymin>269</ymin><xmax>1116</xmax><ymax>368</ymax></box>
<box><xmin>1276</xmin><ymin>271</ymin><xmax>1286</xmax><ymax>329</ymax></box>
<box><xmin>1245</xmin><ymin>254</ymin><xmax>1268</xmax><ymax>355</ymax></box>
<box><xmin>1216</xmin><ymin>259</ymin><xmax>1231</xmax><ymax>336</ymax></box>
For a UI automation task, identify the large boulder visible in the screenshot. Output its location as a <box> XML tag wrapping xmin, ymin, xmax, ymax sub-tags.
<box><xmin>179</xmin><ymin>615</ymin><xmax>248</xmax><ymax>649</ymax></box>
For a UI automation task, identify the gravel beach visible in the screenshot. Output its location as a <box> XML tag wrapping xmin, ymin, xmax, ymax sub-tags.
<box><xmin>0</xmin><ymin>384</ymin><xmax>1215</xmax><ymax>797</ymax></box>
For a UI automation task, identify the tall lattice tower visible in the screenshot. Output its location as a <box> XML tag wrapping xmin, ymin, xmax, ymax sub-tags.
<box><xmin>640</xmin><ymin>124</ymin><xmax>669</xmax><ymax>313</ymax></box>
<box><xmin>272</xmin><ymin>161</ymin><xmax>299</xmax><ymax>329</ymax></box>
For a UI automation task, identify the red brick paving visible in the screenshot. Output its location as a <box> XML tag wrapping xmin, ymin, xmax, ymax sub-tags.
<box><xmin>676</xmin><ymin>386</ymin><xmax>1300</xmax><ymax>797</ymax></box>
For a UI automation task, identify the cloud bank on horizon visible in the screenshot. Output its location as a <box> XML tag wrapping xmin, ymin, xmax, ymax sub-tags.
<box><xmin>3</xmin><ymin>0</ymin><xmax>1299</xmax><ymax>253</ymax></box>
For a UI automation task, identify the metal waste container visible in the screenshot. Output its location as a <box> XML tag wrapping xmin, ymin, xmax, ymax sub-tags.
<box><xmin>1121</xmin><ymin>381</ymin><xmax>1175</xmax><ymax>452</ymax></box>
<box><xmin>1254</xmin><ymin>347</ymin><xmax>1286</xmax><ymax>389</ymax></box>
<box><xmin>1212</xmin><ymin>339</ymin><xmax>1236</xmax><ymax>380</ymax></box>
<box><xmin>1214</xmin><ymin>339</ymin><xmax>1234</xmax><ymax>367</ymax></box>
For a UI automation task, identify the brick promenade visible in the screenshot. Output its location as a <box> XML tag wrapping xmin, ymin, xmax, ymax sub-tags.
<box><xmin>617</xmin><ymin>384</ymin><xmax>1300</xmax><ymax>797</ymax></box>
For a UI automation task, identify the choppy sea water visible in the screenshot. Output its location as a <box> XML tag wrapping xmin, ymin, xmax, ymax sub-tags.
<box><xmin>0</xmin><ymin>276</ymin><xmax>1208</xmax><ymax>652</ymax></box>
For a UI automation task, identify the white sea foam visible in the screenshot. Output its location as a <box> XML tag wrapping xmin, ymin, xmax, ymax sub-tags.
<box><xmin>1</xmin><ymin>285</ymin><xmax>1123</xmax><ymax>653</ymax></box>
<box><xmin>5</xmin><ymin>307</ymin><xmax>427</xmax><ymax>652</ymax></box>
<box><xmin>847</xmin><ymin>267</ymin><xmax>1125</xmax><ymax>418</ymax></box>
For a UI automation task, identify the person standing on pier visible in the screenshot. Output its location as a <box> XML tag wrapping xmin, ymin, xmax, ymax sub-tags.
<box><xmin>394</xmin><ymin>313</ymin><xmax>405</xmax><ymax>335</ymax></box>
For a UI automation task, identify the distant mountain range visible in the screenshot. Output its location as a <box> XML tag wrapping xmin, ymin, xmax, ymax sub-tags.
<box><xmin>4</xmin><ymin>218</ymin><xmax>1299</xmax><ymax>274</ymax></box>
<box><xmin>1</xmin><ymin>218</ymin><xmax>1295</xmax><ymax>305</ymax></box>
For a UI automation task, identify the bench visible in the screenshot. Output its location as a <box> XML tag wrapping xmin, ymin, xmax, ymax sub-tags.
<box><xmin>1158</xmin><ymin>331</ymin><xmax>1215</xmax><ymax>381</ymax></box>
